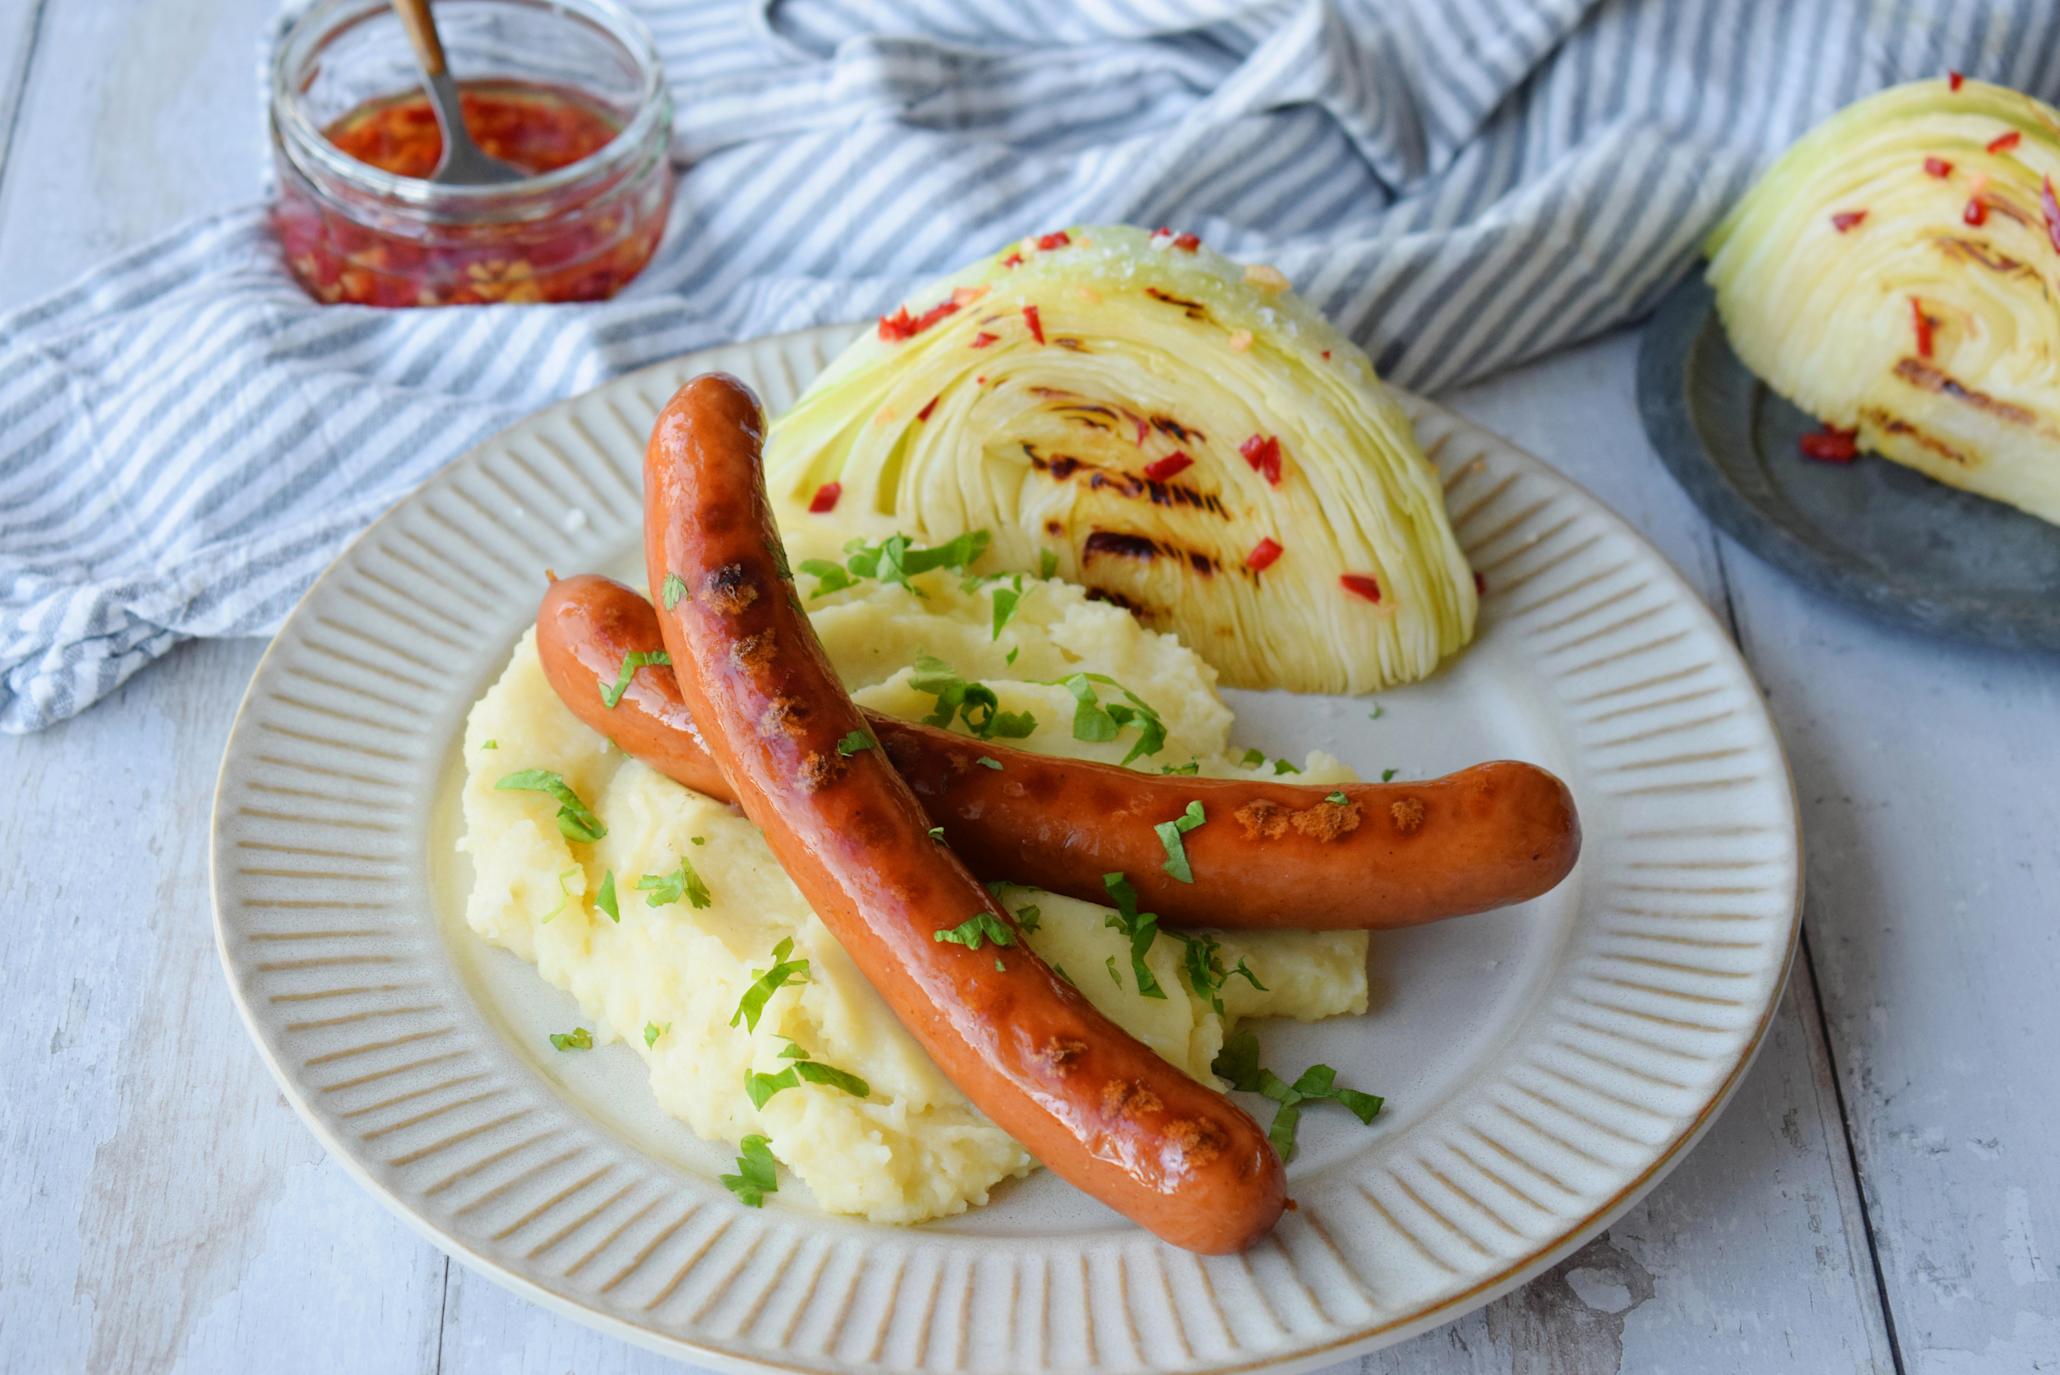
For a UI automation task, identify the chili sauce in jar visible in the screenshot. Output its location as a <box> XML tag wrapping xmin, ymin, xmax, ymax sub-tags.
<box><xmin>271</xmin><ymin>0</ymin><xmax>672</xmax><ymax>307</ymax></box>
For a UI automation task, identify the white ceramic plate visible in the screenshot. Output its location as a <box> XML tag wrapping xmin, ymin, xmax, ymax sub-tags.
<box><xmin>212</xmin><ymin>325</ymin><xmax>1800</xmax><ymax>1374</ymax></box>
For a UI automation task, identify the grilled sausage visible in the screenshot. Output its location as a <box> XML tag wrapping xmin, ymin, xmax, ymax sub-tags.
<box><xmin>643</xmin><ymin>372</ymin><xmax>1284</xmax><ymax>1253</ymax></box>
<box><xmin>537</xmin><ymin>574</ymin><xmax>1580</xmax><ymax>930</ymax></box>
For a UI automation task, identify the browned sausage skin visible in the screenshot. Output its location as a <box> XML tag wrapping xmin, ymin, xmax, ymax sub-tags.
<box><xmin>538</xmin><ymin>574</ymin><xmax>1581</xmax><ymax>930</ymax></box>
<box><xmin>643</xmin><ymin>372</ymin><xmax>1284</xmax><ymax>1254</ymax></box>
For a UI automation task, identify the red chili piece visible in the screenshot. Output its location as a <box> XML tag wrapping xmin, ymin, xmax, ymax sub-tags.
<box><xmin>1037</xmin><ymin>231</ymin><xmax>1072</xmax><ymax>250</ymax></box>
<box><xmin>878</xmin><ymin>298</ymin><xmax>961</xmax><ymax>342</ymax></box>
<box><xmin>917</xmin><ymin>396</ymin><xmax>939</xmax><ymax>421</ymax></box>
<box><xmin>1472</xmin><ymin>571</ymin><xmax>1487</xmax><ymax>596</ymax></box>
<box><xmin>1002</xmin><ymin>252</ymin><xmax>1024</xmax><ymax>269</ymax></box>
<box><xmin>1911</xmin><ymin>298</ymin><xmax>1935</xmax><ymax>359</ymax></box>
<box><xmin>1924</xmin><ymin>157</ymin><xmax>1953</xmax><ymax>178</ymax></box>
<box><xmin>808</xmin><ymin>481</ymin><xmax>843</xmax><ymax>513</ymax></box>
<box><xmin>1830</xmin><ymin>211</ymin><xmax>1867</xmax><ymax>233</ymax></box>
<box><xmin>1964</xmin><ymin>197</ymin><xmax>1988</xmax><ymax>226</ymax></box>
<box><xmin>1172</xmin><ymin>233</ymin><xmax>1201</xmax><ymax>252</ymax></box>
<box><xmin>1950</xmin><ymin>70</ymin><xmax>1965</xmax><ymax>91</ymax></box>
<box><xmin>1239</xmin><ymin>434</ymin><xmax>1283</xmax><ymax>486</ymax></box>
<box><xmin>1134</xmin><ymin>416</ymin><xmax>1149</xmax><ymax>445</ymax></box>
<box><xmin>2042</xmin><ymin>175</ymin><xmax>2060</xmax><ymax>253</ymax></box>
<box><xmin>1143</xmin><ymin>452</ymin><xmax>1193</xmax><ymax>483</ymax></box>
<box><xmin>1987</xmin><ymin>130</ymin><xmax>2021</xmax><ymax>154</ymax></box>
<box><xmin>1245</xmin><ymin>538</ymin><xmax>1283</xmax><ymax>572</ymax></box>
<box><xmin>1023</xmin><ymin>305</ymin><xmax>1045</xmax><ymax>344</ymax></box>
<box><xmin>1339</xmin><ymin>574</ymin><xmax>1382</xmax><ymax>604</ymax></box>
<box><xmin>969</xmin><ymin>331</ymin><xmax>998</xmax><ymax>349</ymax></box>
<box><xmin>1798</xmin><ymin>424</ymin><xmax>1859</xmax><ymax>464</ymax></box>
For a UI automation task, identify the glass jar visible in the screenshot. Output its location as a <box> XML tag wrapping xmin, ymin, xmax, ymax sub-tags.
<box><xmin>270</xmin><ymin>0</ymin><xmax>673</xmax><ymax>307</ymax></box>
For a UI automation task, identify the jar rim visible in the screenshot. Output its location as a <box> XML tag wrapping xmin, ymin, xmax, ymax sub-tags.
<box><xmin>272</xmin><ymin>0</ymin><xmax>670</xmax><ymax>217</ymax></box>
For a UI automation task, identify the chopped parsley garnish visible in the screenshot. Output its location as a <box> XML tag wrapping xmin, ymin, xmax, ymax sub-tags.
<box><xmin>600</xmin><ymin>649</ymin><xmax>671</xmax><ymax>709</ymax></box>
<box><xmin>1212</xmin><ymin>1028</ymin><xmax>1383</xmax><ymax>1160</ymax></box>
<box><xmin>661</xmin><ymin>573</ymin><xmax>688</xmax><ymax>609</ymax></box>
<box><xmin>596</xmin><ymin>870</ymin><xmax>619</xmax><ymax>923</ymax></box>
<box><xmin>975</xmin><ymin>755</ymin><xmax>1002</xmax><ymax>770</ymax></box>
<box><xmin>933</xmin><ymin>912</ymin><xmax>1016</xmax><ymax>951</ymax></box>
<box><xmin>1155</xmin><ymin>801</ymin><xmax>1206</xmax><ymax>884</ymax></box>
<box><xmin>690</xmin><ymin>835</ymin><xmax>706</xmax><ymax>846</ymax></box>
<box><xmin>721</xmin><ymin>1134</ymin><xmax>778</xmax><ymax>1206</ymax></box>
<box><xmin>1273</xmin><ymin>758</ymin><xmax>1301</xmax><ymax>776</ymax></box>
<box><xmin>1101</xmin><ymin>872</ymin><xmax>1165</xmax><ymax>999</ymax></box>
<box><xmin>1013</xmin><ymin>904</ymin><xmax>1041</xmax><ymax>934</ymax></box>
<box><xmin>744</xmin><ymin>1047</ymin><xmax>871</xmax><ymax>1108</ymax></box>
<box><xmin>1240</xmin><ymin>747</ymin><xmax>1266</xmax><ymax>768</ymax></box>
<box><xmin>802</xmin><ymin>530</ymin><xmax>992</xmax><ymax>599</ymax></box>
<box><xmin>1049</xmin><ymin>672</ymin><xmax>1167</xmax><ymax>765</ymax></box>
<box><xmin>495</xmin><ymin>769</ymin><xmax>607</xmax><ymax>843</ymax></box>
<box><xmin>1105</xmin><ymin>955</ymin><xmax>1122</xmax><ymax>988</ymax></box>
<box><xmin>549</xmin><ymin>1027</ymin><xmax>593</xmax><ymax>1052</ymax></box>
<box><xmin>643</xmin><ymin>1021</ymin><xmax>669</xmax><ymax>1048</ymax></box>
<box><xmin>637</xmin><ymin>856</ymin><xmax>711</xmax><ymax>909</ymax></box>
<box><xmin>731</xmin><ymin>937</ymin><xmax>810</xmax><ymax>1031</ymax></box>
<box><xmin>540</xmin><ymin>864</ymin><xmax>579</xmax><ymax>923</ymax></box>
<box><xmin>909</xmin><ymin>655</ymin><xmax>1036</xmax><ymax>740</ymax></box>
<box><xmin>928</xmin><ymin>825</ymin><xmax>946</xmax><ymax>842</ymax></box>
<box><xmin>1102</xmin><ymin>869</ymin><xmax>1263</xmax><ymax>1013</ymax></box>
<box><xmin>836</xmin><ymin>730</ymin><xmax>875</xmax><ymax>757</ymax></box>
<box><xmin>1381</xmin><ymin>767</ymin><xmax>1398</xmax><ymax>782</ymax></box>
<box><xmin>1160</xmin><ymin>758</ymin><xmax>1200</xmax><ymax>775</ymax></box>
<box><xmin>1038</xmin><ymin>548</ymin><xmax>1059</xmax><ymax>580</ymax></box>
<box><xmin>482</xmin><ymin>739</ymin><xmax>498</xmax><ymax>750</ymax></box>
<box><xmin>1368</xmin><ymin>702</ymin><xmax>1384</xmax><ymax>720</ymax></box>
<box><xmin>1005</xmin><ymin>646</ymin><xmax>1020</xmax><ymax>666</ymax></box>
<box><xmin>1325</xmin><ymin>791</ymin><xmax>1350</xmax><ymax>805</ymax></box>
<box><xmin>990</xmin><ymin>575</ymin><xmax>1026</xmax><ymax>640</ymax></box>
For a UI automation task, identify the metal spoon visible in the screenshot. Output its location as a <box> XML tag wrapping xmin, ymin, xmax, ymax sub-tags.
<box><xmin>391</xmin><ymin>0</ymin><xmax>528</xmax><ymax>185</ymax></box>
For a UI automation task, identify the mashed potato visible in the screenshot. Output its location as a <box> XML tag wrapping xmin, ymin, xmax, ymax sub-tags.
<box><xmin>459</xmin><ymin>554</ymin><xmax>1369</xmax><ymax>1223</ymax></box>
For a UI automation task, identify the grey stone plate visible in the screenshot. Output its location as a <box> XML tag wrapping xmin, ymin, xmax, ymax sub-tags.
<box><xmin>1636</xmin><ymin>273</ymin><xmax>2060</xmax><ymax>652</ymax></box>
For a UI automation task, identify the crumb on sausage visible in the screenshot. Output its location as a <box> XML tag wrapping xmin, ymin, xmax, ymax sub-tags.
<box><xmin>1235</xmin><ymin>797</ymin><xmax>1362</xmax><ymax>842</ymax></box>
<box><xmin>1101</xmin><ymin>1079</ymin><xmax>1164</xmax><ymax>1119</ymax></box>
<box><xmin>1165</xmin><ymin>1117</ymin><xmax>1228</xmax><ymax>1167</ymax></box>
<box><xmin>702</xmin><ymin>563</ymin><xmax>759</xmax><ymax>614</ymax></box>
<box><xmin>1390</xmin><ymin>797</ymin><xmax>1426</xmax><ymax>833</ymax></box>
<box><xmin>729</xmin><ymin>629</ymin><xmax>775</xmax><ymax>673</ymax></box>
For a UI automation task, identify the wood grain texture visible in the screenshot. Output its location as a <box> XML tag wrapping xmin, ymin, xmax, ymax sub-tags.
<box><xmin>0</xmin><ymin>1</ymin><xmax>2046</xmax><ymax>1371</ymax></box>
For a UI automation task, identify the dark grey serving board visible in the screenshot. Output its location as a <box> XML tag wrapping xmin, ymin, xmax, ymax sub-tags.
<box><xmin>1636</xmin><ymin>273</ymin><xmax>2060</xmax><ymax>653</ymax></box>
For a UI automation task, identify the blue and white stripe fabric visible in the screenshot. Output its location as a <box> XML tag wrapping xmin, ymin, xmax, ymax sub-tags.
<box><xmin>2</xmin><ymin>0</ymin><xmax>2053</xmax><ymax>730</ymax></box>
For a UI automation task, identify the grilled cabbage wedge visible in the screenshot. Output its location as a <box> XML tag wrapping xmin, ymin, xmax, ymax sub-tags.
<box><xmin>1708</xmin><ymin>77</ymin><xmax>2060</xmax><ymax>526</ymax></box>
<box><xmin>762</xmin><ymin>225</ymin><xmax>1477</xmax><ymax>694</ymax></box>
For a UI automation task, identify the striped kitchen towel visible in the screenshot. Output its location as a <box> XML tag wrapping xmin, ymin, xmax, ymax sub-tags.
<box><xmin>1</xmin><ymin>0</ymin><xmax>2053</xmax><ymax>731</ymax></box>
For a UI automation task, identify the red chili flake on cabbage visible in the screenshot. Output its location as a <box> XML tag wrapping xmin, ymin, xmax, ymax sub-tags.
<box><xmin>1339</xmin><ymin>574</ymin><xmax>1382</xmax><ymax>604</ymax></box>
<box><xmin>969</xmin><ymin>331</ymin><xmax>998</xmax><ymax>349</ymax></box>
<box><xmin>1002</xmin><ymin>252</ymin><xmax>1024</xmax><ymax>269</ymax></box>
<box><xmin>1798</xmin><ymin>423</ymin><xmax>1859</xmax><ymax>464</ymax></box>
<box><xmin>808</xmin><ymin>482</ymin><xmax>842</xmax><ymax>513</ymax></box>
<box><xmin>1238</xmin><ymin>434</ymin><xmax>1283</xmax><ymax>485</ymax></box>
<box><xmin>1473</xmin><ymin>571</ymin><xmax>1487</xmax><ymax>596</ymax></box>
<box><xmin>1950</xmin><ymin>70</ymin><xmax>1965</xmax><ymax>91</ymax></box>
<box><xmin>1134</xmin><ymin>416</ymin><xmax>1149</xmax><ymax>445</ymax></box>
<box><xmin>878</xmin><ymin>298</ymin><xmax>961</xmax><ymax>342</ymax></box>
<box><xmin>917</xmin><ymin>396</ymin><xmax>939</xmax><ymax>421</ymax></box>
<box><xmin>1911</xmin><ymin>297</ymin><xmax>1935</xmax><ymax>358</ymax></box>
<box><xmin>1924</xmin><ymin>157</ymin><xmax>1953</xmax><ymax>178</ymax></box>
<box><xmin>1143</xmin><ymin>451</ymin><xmax>1193</xmax><ymax>483</ymax></box>
<box><xmin>1023</xmin><ymin>305</ymin><xmax>1044</xmax><ymax>344</ymax></box>
<box><xmin>1964</xmin><ymin>197</ymin><xmax>1988</xmax><ymax>226</ymax></box>
<box><xmin>1245</xmin><ymin>538</ymin><xmax>1283</xmax><ymax>572</ymax></box>
<box><xmin>1830</xmin><ymin>210</ymin><xmax>1867</xmax><ymax>233</ymax></box>
<box><xmin>1320</xmin><ymin>349</ymin><xmax>1332</xmax><ymax>360</ymax></box>
<box><xmin>1986</xmin><ymin>130</ymin><xmax>2021</xmax><ymax>154</ymax></box>
<box><xmin>1172</xmin><ymin>232</ymin><xmax>1201</xmax><ymax>252</ymax></box>
<box><xmin>2042</xmin><ymin>175</ymin><xmax>2060</xmax><ymax>253</ymax></box>
<box><xmin>1036</xmin><ymin>231</ymin><xmax>1071</xmax><ymax>251</ymax></box>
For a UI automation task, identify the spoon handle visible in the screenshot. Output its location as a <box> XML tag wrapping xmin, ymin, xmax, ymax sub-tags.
<box><xmin>392</xmin><ymin>0</ymin><xmax>448</xmax><ymax>78</ymax></box>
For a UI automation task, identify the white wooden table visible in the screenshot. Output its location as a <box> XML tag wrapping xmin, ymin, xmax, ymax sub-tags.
<box><xmin>3</xmin><ymin>4</ymin><xmax>2055</xmax><ymax>1372</ymax></box>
